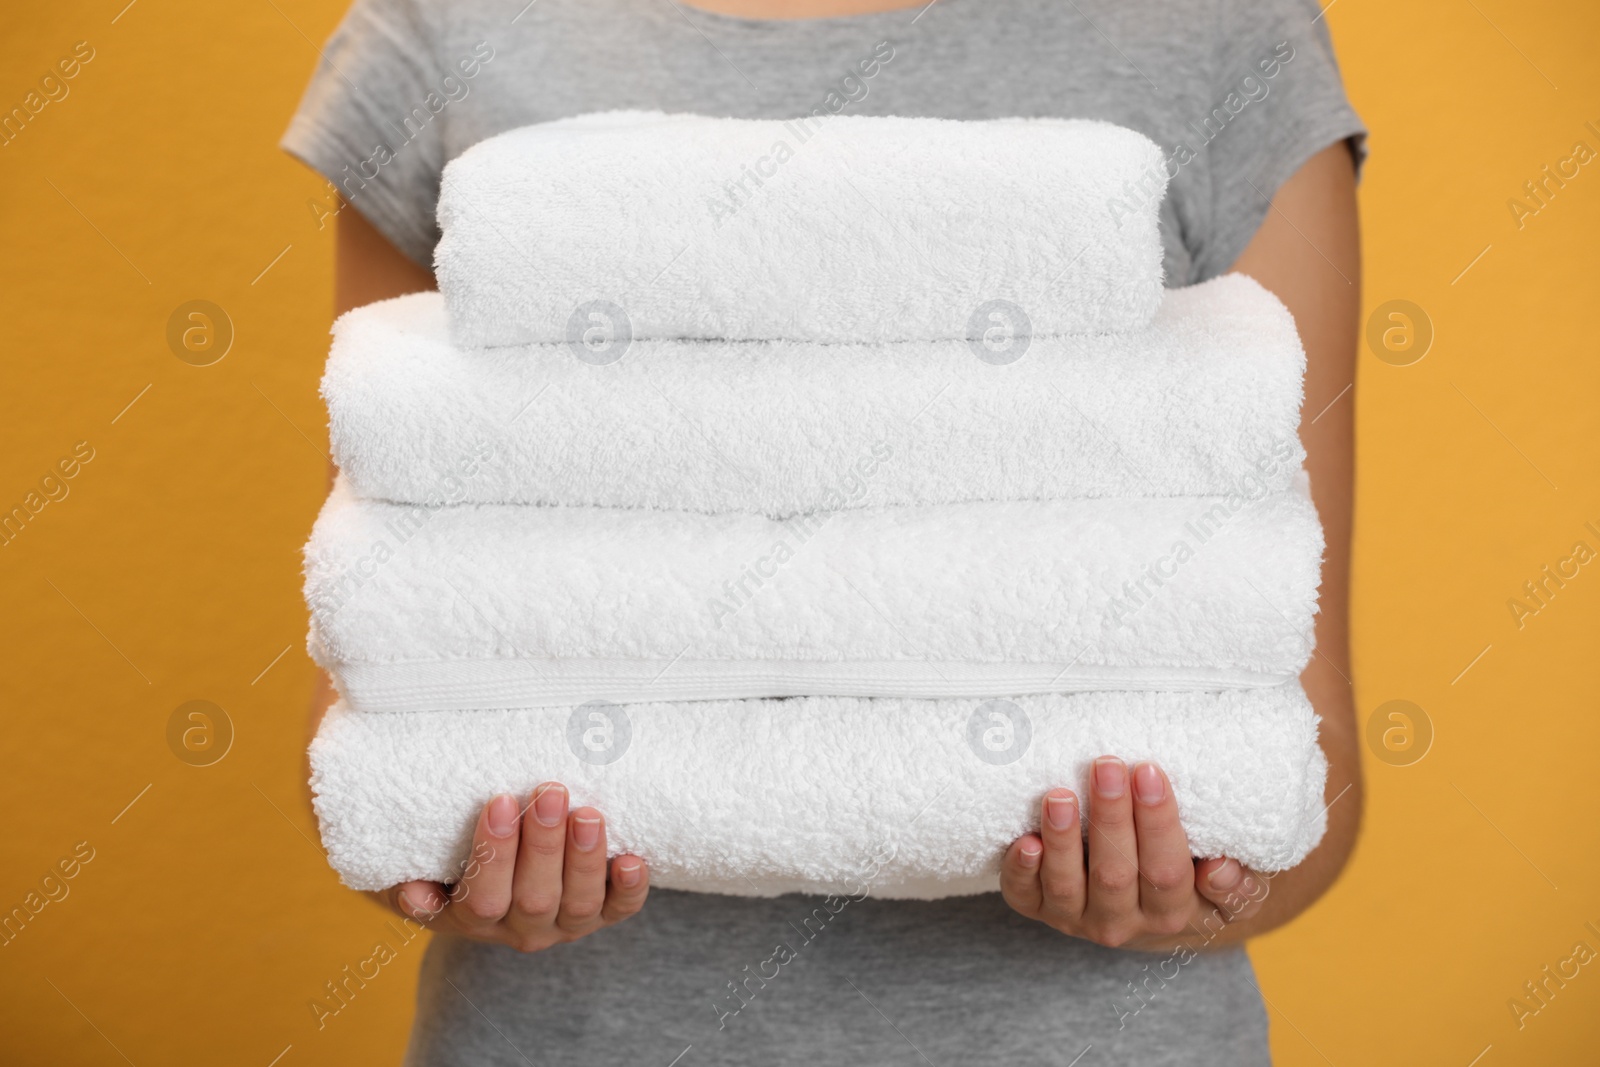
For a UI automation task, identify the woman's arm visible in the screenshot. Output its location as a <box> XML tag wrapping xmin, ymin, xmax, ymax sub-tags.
<box><xmin>1000</xmin><ymin>140</ymin><xmax>1363</xmax><ymax>950</ymax></box>
<box><xmin>1187</xmin><ymin>136</ymin><xmax>1364</xmax><ymax>945</ymax></box>
<box><xmin>309</xmin><ymin>207</ymin><xmax>650</xmax><ymax>952</ymax></box>
<box><xmin>334</xmin><ymin>205</ymin><xmax>437</xmax><ymax>314</ymax></box>
<box><xmin>305</xmin><ymin>209</ymin><xmax>435</xmax><ymax>746</ymax></box>
<box><xmin>1215</xmin><ymin>137</ymin><xmax>1363</xmax><ymax>943</ymax></box>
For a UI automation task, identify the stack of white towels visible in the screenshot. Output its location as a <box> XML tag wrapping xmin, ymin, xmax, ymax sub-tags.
<box><xmin>306</xmin><ymin>112</ymin><xmax>1328</xmax><ymax>899</ymax></box>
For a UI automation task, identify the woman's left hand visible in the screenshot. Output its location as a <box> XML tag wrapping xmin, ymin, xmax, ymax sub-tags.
<box><xmin>999</xmin><ymin>757</ymin><xmax>1269</xmax><ymax>950</ymax></box>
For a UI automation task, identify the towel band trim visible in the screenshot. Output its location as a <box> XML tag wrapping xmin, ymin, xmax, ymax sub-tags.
<box><xmin>332</xmin><ymin>657</ymin><xmax>1298</xmax><ymax>713</ymax></box>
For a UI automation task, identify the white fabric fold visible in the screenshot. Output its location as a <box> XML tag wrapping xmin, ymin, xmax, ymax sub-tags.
<box><xmin>435</xmin><ymin>111</ymin><xmax>1167</xmax><ymax>347</ymax></box>
<box><xmin>310</xmin><ymin>685</ymin><xmax>1328</xmax><ymax>896</ymax></box>
<box><xmin>304</xmin><ymin>477</ymin><xmax>1322</xmax><ymax>711</ymax></box>
<box><xmin>325</xmin><ymin>275</ymin><xmax>1305</xmax><ymax>517</ymax></box>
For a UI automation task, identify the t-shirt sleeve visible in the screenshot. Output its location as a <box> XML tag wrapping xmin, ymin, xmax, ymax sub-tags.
<box><xmin>280</xmin><ymin>0</ymin><xmax>446</xmax><ymax>269</ymax></box>
<box><xmin>1192</xmin><ymin>0</ymin><xmax>1367</xmax><ymax>280</ymax></box>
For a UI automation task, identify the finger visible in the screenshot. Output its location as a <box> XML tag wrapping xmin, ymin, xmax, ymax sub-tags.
<box><xmin>998</xmin><ymin>834</ymin><xmax>1046</xmax><ymax>918</ymax></box>
<box><xmin>556</xmin><ymin>806</ymin><xmax>609</xmax><ymax>937</ymax></box>
<box><xmin>389</xmin><ymin>881</ymin><xmax>450</xmax><ymax>927</ymax></box>
<box><xmin>601</xmin><ymin>854</ymin><xmax>650</xmax><ymax>924</ymax></box>
<box><xmin>508</xmin><ymin>782</ymin><xmax>569</xmax><ymax>937</ymax></box>
<box><xmin>449</xmin><ymin>794</ymin><xmax>522</xmax><ymax>929</ymax></box>
<box><xmin>1082</xmin><ymin>756</ymin><xmax>1141</xmax><ymax>946</ymax></box>
<box><xmin>1037</xmin><ymin>789</ymin><xmax>1086</xmax><ymax>924</ymax></box>
<box><xmin>1194</xmin><ymin>858</ymin><xmax>1271</xmax><ymax>927</ymax></box>
<box><xmin>1129</xmin><ymin>762</ymin><xmax>1196</xmax><ymax>936</ymax></box>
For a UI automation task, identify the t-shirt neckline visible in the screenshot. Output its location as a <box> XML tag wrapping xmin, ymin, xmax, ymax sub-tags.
<box><xmin>667</xmin><ymin>0</ymin><xmax>944</xmax><ymax>31</ymax></box>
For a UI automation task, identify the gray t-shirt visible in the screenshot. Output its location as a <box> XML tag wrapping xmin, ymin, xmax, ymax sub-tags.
<box><xmin>284</xmin><ymin>2</ymin><xmax>1364</xmax><ymax>1063</ymax></box>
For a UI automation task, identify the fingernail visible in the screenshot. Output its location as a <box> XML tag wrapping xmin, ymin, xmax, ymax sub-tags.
<box><xmin>1132</xmin><ymin>763</ymin><xmax>1165</xmax><ymax>806</ymax></box>
<box><xmin>533</xmin><ymin>783</ymin><xmax>566</xmax><ymax>827</ymax></box>
<box><xmin>487</xmin><ymin>794</ymin><xmax>518</xmax><ymax>838</ymax></box>
<box><xmin>1094</xmin><ymin>757</ymin><xmax>1126</xmax><ymax>799</ymax></box>
<box><xmin>1045</xmin><ymin>793</ymin><xmax>1078</xmax><ymax>832</ymax></box>
<box><xmin>615</xmin><ymin>859</ymin><xmax>642</xmax><ymax>888</ymax></box>
<box><xmin>1208</xmin><ymin>861</ymin><xmax>1243</xmax><ymax>892</ymax></box>
<box><xmin>572</xmin><ymin>813</ymin><xmax>601</xmax><ymax>852</ymax></box>
<box><xmin>1019</xmin><ymin>841</ymin><xmax>1042</xmax><ymax>868</ymax></box>
<box><xmin>402</xmin><ymin>886</ymin><xmax>440</xmax><ymax>917</ymax></box>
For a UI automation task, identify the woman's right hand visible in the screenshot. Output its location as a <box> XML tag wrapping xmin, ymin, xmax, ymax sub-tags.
<box><xmin>373</xmin><ymin>782</ymin><xmax>649</xmax><ymax>952</ymax></box>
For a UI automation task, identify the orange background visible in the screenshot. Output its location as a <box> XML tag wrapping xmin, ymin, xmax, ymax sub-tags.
<box><xmin>2</xmin><ymin>1</ymin><xmax>1597</xmax><ymax>1064</ymax></box>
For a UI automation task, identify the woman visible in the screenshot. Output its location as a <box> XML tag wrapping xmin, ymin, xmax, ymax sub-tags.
<box><xmin>285</xmin><ymin>0</ymin><xmax>1363</xmax><ymax>1061</ymax></box>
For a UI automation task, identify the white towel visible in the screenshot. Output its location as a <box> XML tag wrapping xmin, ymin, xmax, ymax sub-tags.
<box><xmin>435</xmin><ymin>111</ymin><xmax>1167</xmax><ymax>347</ymax></box>
<box><xmin>326</xmin><ymin>275</ymin><xmax>1305</xmax><ymax>517</ymax></box>
<box><xmin>305</xmin><ymin>476</ymin><xmax>1322</xmax><ymax>712</ymax></box>
<box><xmin>310</xmin><ymin>685</ymin><xmax>1328</xmax><ymax>897</ymax></box>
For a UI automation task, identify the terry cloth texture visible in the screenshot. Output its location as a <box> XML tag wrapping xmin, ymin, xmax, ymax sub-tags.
<box><xmin>304</xmin><ymin>475</ymin><xmax>1323</xmax><ymax>711</ymax></box>
<box><xmin>310</xmin><ymin>685</ymin><xmax>1328</xmax><ymax>895</ymax></box>
<box><xmin>434</xmin><ymin>111</ymin><xmax>1167</xmax><ymax>347</ymax></box>
<box><xmin>324</xmin><ymin>274</ymin><xmax>1306</xmax><ymax>516</ymax></box>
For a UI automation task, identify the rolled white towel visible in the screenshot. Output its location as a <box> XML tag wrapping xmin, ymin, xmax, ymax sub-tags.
<box><xmin>325</xmin><ymin>275</ymin><xmax>1305</xmax><ymax>517</ymax></box>
<box><xmin>435</xmin><ymin>111</ymin><xmax>1167</xmax><ymax>347</ymax></box>
<box><xmin>304</xmin><ymin>476</ymin><xmax>1322</xmax><ymax>712</ymax></box>
<box><xmin>310</xmin><ymin>685</ymin><xmax>1328</xmax><ymax>897</ymax></box>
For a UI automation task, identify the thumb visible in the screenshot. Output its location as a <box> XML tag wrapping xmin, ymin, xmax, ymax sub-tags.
<box><xmin>1193</xmin><ymin>859</ymin><xmax>1269</xmax><ymax>924</ymax></box>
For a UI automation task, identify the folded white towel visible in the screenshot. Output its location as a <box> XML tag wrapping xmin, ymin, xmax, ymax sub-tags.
<box><xmin>435</xmin><ymin>111</ymin><xmax>1167</xmax><ymax>347</ymax></box>
<box><xmin>326</xmin><ymin>275</ymin><xmax>1305</xmax><ymax>517</ymax></box>
<box><xmin>310</xmin><ymin>685</ymin><xmax>1327</xmax><ymax>896</ymax></box>
<box><xmin>305</xmin><ymin>475</ymin><xmax>1322</xmax><ymax>711</ymax></box>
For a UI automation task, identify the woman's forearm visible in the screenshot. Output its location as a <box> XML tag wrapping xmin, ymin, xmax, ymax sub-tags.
<box><xmin>304</xmin><ymin>205</ymin><xmax>437</xmax><ymax>810</ymax></box>
<box><xmin>1172</xmin><ymin>139</ymin><xmax>1365</xmax><ymax>951</ymax></box>
<box><xmin>1160</xmin><ymin>656</ymin><xmax>1362</xmax><ymax>952</ymax></box>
